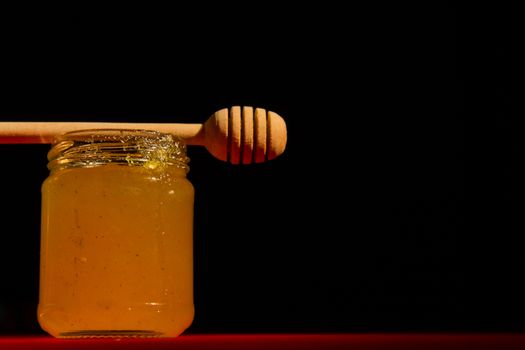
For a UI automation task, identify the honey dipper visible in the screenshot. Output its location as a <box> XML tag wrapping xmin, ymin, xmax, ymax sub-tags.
<box><xmin>0</xmin><ymin>106</ymin><xmax>287</xmax><ymax>164</ymax></box>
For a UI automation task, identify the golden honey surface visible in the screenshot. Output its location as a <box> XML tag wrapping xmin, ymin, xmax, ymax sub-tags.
<box><xmin>38</xmin><ymin>164</ymin><xmax>194</xmax><ymax>337</ymax></box>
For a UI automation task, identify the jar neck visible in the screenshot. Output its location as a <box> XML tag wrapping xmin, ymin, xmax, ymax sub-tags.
<box><xmin>47</xmin><ymin>129</ymin><xmax>189</xmax><ymax>173</ymax></box>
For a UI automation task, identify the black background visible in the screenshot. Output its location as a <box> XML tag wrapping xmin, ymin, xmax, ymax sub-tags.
<box><xmin>0</xmin><ymin>3</ymin><xmax>513</xmax><ymax>335</ymax></box>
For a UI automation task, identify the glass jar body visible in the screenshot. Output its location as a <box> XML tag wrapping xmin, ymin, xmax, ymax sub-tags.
<box><xmin>38</xmin><ymin>130</ymin><xmax>194</xmax><ymax>338</ymax></box>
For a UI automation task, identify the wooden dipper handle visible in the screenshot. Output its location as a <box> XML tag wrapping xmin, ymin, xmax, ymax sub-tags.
<box><xmin>0</xmin><ymin>106</ymin><xmax>287</xmax><ymax>164</ymax></box>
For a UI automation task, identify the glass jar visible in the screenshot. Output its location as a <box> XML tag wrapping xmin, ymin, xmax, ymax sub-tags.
<box><xmin>38</xmin><ymin>129</ymin><xmax>194</xmax><ymax>338</ymax></box>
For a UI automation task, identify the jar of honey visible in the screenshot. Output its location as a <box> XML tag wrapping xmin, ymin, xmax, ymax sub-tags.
<box><xmin>38</xmin><ymin>129</ymin><xmax>194</xmax><ymax>338</ymax></box>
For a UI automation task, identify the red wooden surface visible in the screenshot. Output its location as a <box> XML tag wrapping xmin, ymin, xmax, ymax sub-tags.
<box><xmin>1</xmin><ymin>334</ymin><xmax>525</xmax><ymax>350</ymax></box>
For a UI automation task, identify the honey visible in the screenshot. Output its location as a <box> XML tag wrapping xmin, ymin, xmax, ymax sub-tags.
<box><xmin>38</xmin><ymin>130</ymin><xmax>194</xmax><ymax>338</ymax></box>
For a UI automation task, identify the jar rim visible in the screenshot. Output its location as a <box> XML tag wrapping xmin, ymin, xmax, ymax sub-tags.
<box><xmin>47</xmin><ymin>129</ymin><xmax>189</xmax><ymax>172</ymax></box>
<box><xmin>53</xmin><ymin>129</ymin><xmax>168</xmax><ymax>143</ymax></box>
